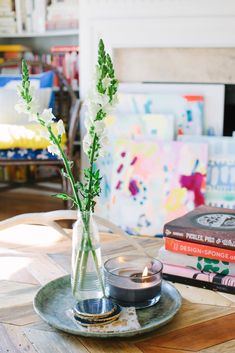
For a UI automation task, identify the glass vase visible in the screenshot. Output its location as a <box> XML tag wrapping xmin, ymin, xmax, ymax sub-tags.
<box><xmin>71</xmin><ymin>211</ymin><xmax>105</xmax><ymax>302</ymax></box>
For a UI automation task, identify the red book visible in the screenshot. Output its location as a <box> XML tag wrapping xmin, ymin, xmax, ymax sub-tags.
<box><xmin>164</xmin><ymin>205</ymin><xmax>235</xmax><ymax>251</ymax></box>
<box><xmin>165</xmin><ymin>237</ymin><xmax>235</xmax><ymax>263</ymax></box>
<box><xmin>51</xmin><ymin>46</ymin><xmax>79</xmax><ymax>53</ymax></box>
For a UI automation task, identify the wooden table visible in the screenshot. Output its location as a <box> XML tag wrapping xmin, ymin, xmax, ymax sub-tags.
<box><xmin>1</xmin><ymin>224</ymin><xmax>235</xmax><ymax>353</ymax></box>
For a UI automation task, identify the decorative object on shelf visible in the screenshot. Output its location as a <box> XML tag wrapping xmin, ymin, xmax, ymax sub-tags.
<box><xmin>15</xmin><ymin>39</ymin><xmax>118</xmax><ymax>302</ymax></box>
<box><xmin>104</xmin><ymin>255</ymin><xmax>163</xmax><ymax>308</ymax></box>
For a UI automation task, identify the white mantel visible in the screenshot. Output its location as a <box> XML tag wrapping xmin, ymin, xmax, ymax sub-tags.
<box><xmin>79</xmin><ymin>0</ymin><xmax>235</xmax><ymax>98</ymax></box>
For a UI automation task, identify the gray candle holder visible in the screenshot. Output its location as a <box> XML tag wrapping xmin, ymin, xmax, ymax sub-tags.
<box><xmin>104</xmin><ymin>255</ymin><xmax>163</xmax><ymax>309</ymax></box>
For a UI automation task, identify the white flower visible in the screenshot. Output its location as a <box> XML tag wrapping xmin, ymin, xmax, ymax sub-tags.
<box><xmin>15</xmin><ymin>97</ymin><xmax>39</xmax><ymax>118</ymax></box>
<box><xmin>99</xmin><ymin>134</ymin><xmax>109</xmax><ymax>147</ymax></box>
<box><xmin>41</xmin><ymin>108</ymin><xmax>56</xmax><ymax>126</ymax></box>
<box><xmin>94</xmin><ymin>65</ymin><xmax>102</xmax><ymax>81</ymax></box>
<box><xmin>57</xmin><ymin>119</ymin><xmax>65</xmax><ymax>136</ymax></box>
<box><xmin>94</xmin><ymin>120</ymin><xmax>105</xmax><ymax>136</ymax></box>
<box><xmin>16</xmin><ymin>84</ymin><xmax>22</xmax><ymax>98</ymax></box>
<box><xmin>28</xmin><ymin>113</ymin><xmax>38</xmax><ymax>122</ymax></box>
<box><xmin>84</xmin><ymin>114</ymin><xmax>93</xmax><ymax>131</ymax></box>
<box><xmin>40</xmin><ymin>127</ymin><xmax>50</xmax><ymax>140</ymax></box>
<box><xmin>83</xmin><ymin>133</ymin><xmax>93</xmax><ymax>154</ymax></box>
<box><xmin>86</xmin><ymin>100</ymin><xmax>100</xmax><ymax>120</ymax></box>
<box><xmin>94</xmin><ymin>92</ymin><xmax>109</xmax><ymax>107</ymax></box>
<box><xmin>102</xmin><ymin>77</ymin><xmax>111</xmax><ymax>90</ymax></box>
<box><xmin>15</xmin><ymin>100</ymin><xmax>28</xmax><ymax>114</ymax></box>
<box><xmin>48</xmin><ymin>144</ymin><xmax>61</xmax><ymax>157</ymax></box>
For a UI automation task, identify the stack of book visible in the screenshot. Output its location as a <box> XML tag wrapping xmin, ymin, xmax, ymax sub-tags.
<box><xmin>0</xmin><ymin>0</ymin><xmax>16</xmax><ymax>34</ymax></box>
<box><xmin>50</xmin><ymin>45</ymin><xmax>79</xmax><ymax>90</ymax></box>
<box><xmin>0</xmin><ymin>44</ymin><xmax>30</xmax><ymax>73</ymax></box>
<box><xmin>160</xmin><ymin>205</ymin><xmax>235</xmax><ymax>294</ymax></box>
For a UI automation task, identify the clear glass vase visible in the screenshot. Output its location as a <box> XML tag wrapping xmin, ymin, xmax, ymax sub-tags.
<box><xmin>71</xmin><ymin>211</ymin><xmax>105</xmax><ymax>302</ymax></box>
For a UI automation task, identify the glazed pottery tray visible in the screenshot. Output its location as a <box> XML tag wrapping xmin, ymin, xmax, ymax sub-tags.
<box><xmin>33</xmin><ymin>275</ymin><xmax>181</xmax><ymax>338</ymax></box>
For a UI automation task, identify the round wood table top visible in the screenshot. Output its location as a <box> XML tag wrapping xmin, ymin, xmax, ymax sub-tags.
<box><xmin>0</xmin><ymin>224</ymin><xmax>235</xmax><ymax>353</ymax></box>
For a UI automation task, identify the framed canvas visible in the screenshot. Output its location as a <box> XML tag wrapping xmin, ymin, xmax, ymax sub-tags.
<box><xmin>108</xmin><ymin>139</ymin><xmax>208</xmax><ymax>236</ymax></box>
<box><xmin>119</xmin><ymin>82</ymin><xmax>225</xmax><ymax>136</ymax></box>
<box><xmin>116</xmin><ymin>92</ymin><xmax>204</xmax><ymax>136</ymax></box>
<box><xmin>179</xmin><ymin>135</ymin><xmax>235</xmax><ymax>209</ymax></box>
<box><xmin>94</xmin><ymin>113</ymin><xmax>175</xmax><ymax>219</ymax></box>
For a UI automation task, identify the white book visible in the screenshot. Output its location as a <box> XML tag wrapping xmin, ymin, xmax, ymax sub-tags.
<box><xmin>25</xmin><ymin>0</ymin><xmax>32</xmax><ymax>32</ymax></box>
<box><xmin>15</xmin><ymin>0</ymin><xmax>22</xmax><ymax>33</ymax></box>
<box><xmin>32</xmin><ymin>0</ymin><xmax>46</xmax><ymax>33</ymax></box>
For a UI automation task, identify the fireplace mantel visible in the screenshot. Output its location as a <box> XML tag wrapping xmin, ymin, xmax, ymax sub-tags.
<box><xmin>79</xmin><ymin>0</ymin><xmax>235</xmax><ymax>97</ymax></box>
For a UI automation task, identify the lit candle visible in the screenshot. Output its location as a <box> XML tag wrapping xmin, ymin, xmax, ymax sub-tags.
<box><xmin>104</xmin><ymin>256</ymin><xmax>162</xmax><ymax>309</ymax></box>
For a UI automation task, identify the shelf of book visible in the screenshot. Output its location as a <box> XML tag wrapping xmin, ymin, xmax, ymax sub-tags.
<box><xmin>0</xmin><ymin>29</ymin><xmax>79</xmax><ymax>38</ymax></box>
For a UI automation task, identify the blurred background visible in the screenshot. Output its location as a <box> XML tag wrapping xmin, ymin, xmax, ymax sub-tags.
<box><xmin>1</xmin><ymin>0</ymin><xmax>235</xmax><ymax>236</ymax></box>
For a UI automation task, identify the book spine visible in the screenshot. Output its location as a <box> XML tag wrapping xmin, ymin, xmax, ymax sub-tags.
<box><xmin>163</xmin><ymin>263</ymin><xmax>235</xmax><ymax>287</ymax></box>
<box><xmin>164</xmin><ymin>224</ymin><xmax>235</xmax><ymax>251</ymax></box>
<box><xmin>162</xmin><ymin>273</ymin><xmax>235</xmax><ymax>295</ymax></box>
<box><xmin>51</xmin><ymin>46</ymin><xmax>79</xmax><ymax>53</ymax></box>
<box><xmin>159</xmin><ymin>246</ymin><xmax>235</xmax><ymax>276</ymax></box>
<box><xmin>14</xmin><ymin>0</ymin><xmax>22</xmax><ymax>33</ymax></box>
<box><xmin>165</xmin><ymin>237</ymin><xmax>235</xmax><ymax>264</ymax></box>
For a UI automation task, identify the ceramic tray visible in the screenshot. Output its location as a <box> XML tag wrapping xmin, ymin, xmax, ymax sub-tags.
<box><xmin>33</xmin><ymin>275</ymin><xmax>181</xmax><ymax>338</ymax></box>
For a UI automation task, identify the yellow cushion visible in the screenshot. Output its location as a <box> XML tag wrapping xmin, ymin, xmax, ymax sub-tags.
<box><xmin>0</xmin><ymin>123</ymin><xmax>66</xmax><ymax>149</ymax></box>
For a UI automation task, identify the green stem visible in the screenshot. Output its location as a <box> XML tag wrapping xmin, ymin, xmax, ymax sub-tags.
<box><xmin>72</xmin><ymin>213</ymin><xmax>106</xmax><ymax>298</ymax></box>
<box><xmin>48</xmin><ymin>126</ymin><xmax>83</xmax><ymax>212</ymax></box>
<box><xmin>85</xmin><ymin>134</ymin><xmax>98</xmax><ymax>211</ymax></box>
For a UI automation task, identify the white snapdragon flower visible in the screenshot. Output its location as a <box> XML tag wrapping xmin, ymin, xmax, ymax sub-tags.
<box><xmin>15</xmin><ymin>96</ymin><xmax>38</xmax><ymax>115</ymax></box>
<box><xmin>93</xmin><ymin>92</ymin><xmax>109</xmax><ymax>107</ymax></box>
<box><xmin>83</xmin><ymin>133</ymin><xmax>93</xmax><ymax>155</ymax></box>
<box><xmin>98</xmin><ymin>135</ymin><xmax>109</xmax><ymax>157</ymax></box>
<box><xmin>28</xmin><ymin>113</ymin><xmax>39</xmax><ymax>123</ymax></box>
<box><xmin>41</xmin><ymin>108</ymin><xmax>56</xmax><ymax>126</ymax></box>
<box><xmin>94</xmin><ymin>65</ymin><xmax>102</xmax><ymax>82</ymax></box>
<box><xmin>15</xmin><ymin>100</ymin><xmax>28</xmax><ymax>114</ymax></box>
<box><xmin>102</xmin><ymin>77</ymin><xmax>112</xmax><ymax>90</ymax></box>
<box><xmin>57</xmin><ymin>119</ymin><xmax>65</xmax><ymax>136</ymax></box>
<box><xmin>86</xmin><ymin>99</ymin><xmax>100</xmax><ymax>120</ymax></box>
<box><xmin>15</xmin><ymin>85</ymin><xmax>39</xmax><ymax>118</ymax></box>
<box><xmin>84</xmin><ymin>113</ymin><xmax>93</xmax><ymax>131</ymax></box>
<box><xmin>48</xmin><ymin>144</ymin><xmax>61</xmax><ymax>157</ymax></box>
<box><xmin>40</xmin><ymin>127</ymin><xmax>50</xmax><ymax>140</ymax></box>
<box><xmin>94</xmin><ymin>120</ymin><xmax>105</xmax><ymax>136</ymax></box>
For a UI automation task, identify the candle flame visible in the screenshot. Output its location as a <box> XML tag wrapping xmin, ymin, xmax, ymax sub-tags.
<box><xmin>142</xmin><ymin>266</ymin><xmax>148</xmax><ymax>277</ymax></box>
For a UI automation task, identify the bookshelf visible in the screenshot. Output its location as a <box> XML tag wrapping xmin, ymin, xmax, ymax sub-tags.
<box><xmin>0</xmin><ymin>0</ymin><xmax>79</xmax><ymax>53</ymax></box>
<box><xmin>0</xmin><ymin>29</ymin><xmax>79</xmax><ymax>38</ymax></box>
<box><xmin>0</xmin><ymin>1</ymin><xmax>80</xmax><ymax>186</ymax></box>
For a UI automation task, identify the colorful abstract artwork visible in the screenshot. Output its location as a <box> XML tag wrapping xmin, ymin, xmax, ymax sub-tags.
<box><xmin>179</xmin><ymin>135</ymin><xmax>235</xmax><ymax>209</ymax></box>
<box><xmin>94</xmin><ymin>113</ymin><xmax>175</xmax><ymax>219</ymax></box>
<box><xmin>119</xmin><ymin>83</ymin><xmax>225</xmax><ymax>136</ymax></box>
<box><xmin>117</xmin><ymin>93</ymin><xmax>204</xmax><ymax>136</ymax></box>
<box><xmin>108</xmin><ymin>139</ymin><xmax>208</xmax><ymax>236</ymax></box>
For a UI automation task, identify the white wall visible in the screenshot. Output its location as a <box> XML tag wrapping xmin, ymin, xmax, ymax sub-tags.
<box><xmin>79</xmin><ymin>0</ymin><xmax>235</xmax><ymax>98</ymax></box>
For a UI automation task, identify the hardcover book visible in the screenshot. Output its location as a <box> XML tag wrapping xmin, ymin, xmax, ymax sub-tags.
<box><xmin>165</xmin><ymin>237</ymin><xmax>235</xmax><ymax>263</ymax></box>
<box><xmin>164</xmin><ymin>205</ymin><xmax>235</xmax><ymax>250</ymax></box>
<box><xmin>158</xmin><ymin>246</ymin><xmax>235</xmax><ymax>276</ymax></box>
<box><xmin>162</xmin><ymin>273</ymin><xmax>235</xmax><ymax>295</ymax></box>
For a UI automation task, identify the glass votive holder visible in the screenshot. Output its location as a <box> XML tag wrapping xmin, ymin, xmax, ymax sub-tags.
<box><xmin>104</xmin><ymin>255</ymin><xmax>163</xmax><ymax>309</ymax></box>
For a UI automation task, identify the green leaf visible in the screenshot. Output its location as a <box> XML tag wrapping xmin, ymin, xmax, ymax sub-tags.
<box><xmin>197</xmin><ymin>262</ymin><xmax>202</xmax><ymax>270</ymax></box>
<box><xmin>52</xmin><ymin>193</ymin><xmax>71</xmax><ymax>201</ymax></box>
<box><xmin>220</xmin><ymin>269</ymin><xmax>229</xmax><ymax>275</ymax></box>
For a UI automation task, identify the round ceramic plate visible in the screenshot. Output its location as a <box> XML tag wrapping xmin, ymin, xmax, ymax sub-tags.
<box><xmin>33</xmin><ymin>275</ymin><xmax>181</xmax><ymax>338</ymax></box>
